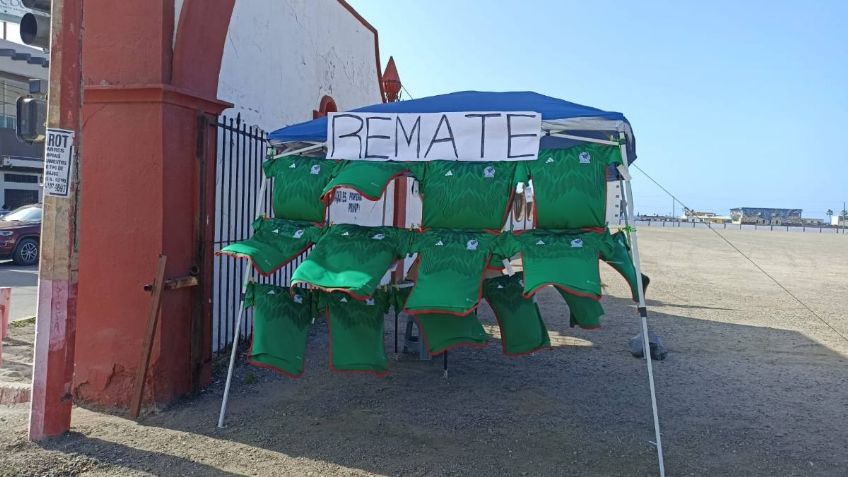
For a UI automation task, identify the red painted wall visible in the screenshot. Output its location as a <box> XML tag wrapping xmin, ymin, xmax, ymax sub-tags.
<box><xmin>74</xmin><ymin>0</ymin><xmax>233</xmax><ymax>408</ymax></box>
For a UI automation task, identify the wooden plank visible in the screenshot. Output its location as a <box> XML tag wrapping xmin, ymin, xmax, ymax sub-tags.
<box><xmin>129</xmin><ymin>255</ymin><xmax>167</xmax><ymax>419</ymax></box>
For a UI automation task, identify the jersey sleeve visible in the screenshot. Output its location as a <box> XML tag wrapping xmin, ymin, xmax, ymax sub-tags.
<box><xmin>243</xmin><ymin>282</ymin><xmax>256</xmax><ymax>308</ymax></box>
<box><xmin>262</xmin><ymin>157</ymin><xmax>279</xmax><ymax>179</ymax></box>
<box><xmin>606</xmin><ymin>144</ymin><xmax>623</xmax><ymax>167</ymax></box>
<box><xmin>514</xmin><ymin>160</ymin><xmax>530</xmax><ymax>185</ymax></box>
<box><xmin>492</xmin><ymin>232</ymin><xmax>519</xmax><ymax>262</ymax></box>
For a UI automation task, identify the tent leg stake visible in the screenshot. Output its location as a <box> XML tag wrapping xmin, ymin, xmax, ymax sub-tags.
<box><xmin>619</xmin><ymin>133</ymin><xmax>665</xmax><ymax>477</ymax></box>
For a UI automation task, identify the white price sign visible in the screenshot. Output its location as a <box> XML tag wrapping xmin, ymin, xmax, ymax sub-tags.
<box><xmin>43</xmin><ymin>128</ymin><xmax>75</xmax><ymax>198</ymax></box>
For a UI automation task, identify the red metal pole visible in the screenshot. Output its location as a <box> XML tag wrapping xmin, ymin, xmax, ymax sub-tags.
<box><xmin>29</xmin><ymin>0</ymin><xmax>84</xmax><ymax>440</ymax></box>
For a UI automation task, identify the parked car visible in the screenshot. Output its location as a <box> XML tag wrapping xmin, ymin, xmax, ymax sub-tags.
<box><xmin>0</xmin><ymin>204</ymin><xmax>42</xmax><ymax>265</ymax></box>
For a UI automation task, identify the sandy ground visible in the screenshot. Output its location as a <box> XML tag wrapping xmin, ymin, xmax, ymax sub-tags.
<box><xmin>1</xmin><ymin>227</ymin><xmax>847</xmax><ymax>476</ymax></box>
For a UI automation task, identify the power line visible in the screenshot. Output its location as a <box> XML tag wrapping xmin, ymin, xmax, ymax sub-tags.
<box><xmin>400</xmin><ymin>85</ymin><xmax>414</xmax><ymax>100</ymax></box>
<box><xmin>630</xmin><ymin>163</ymin><xmax>848</xmax><ymax>345</ymax></box>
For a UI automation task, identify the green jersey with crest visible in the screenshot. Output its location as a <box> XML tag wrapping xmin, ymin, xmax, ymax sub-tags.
<box><xmin>320</xmin><ymin>290</ymin><xmax>390</xmax><ymax>375</ymax></box>
<box><xmin>501</xmin><ymin>229</ymin><xmax>610</xmax><ymax>299</ymax></box>
<box><xmin>482</xmin><ymin>273</ymin><xmax>551</xmax><ymax>355</ymax></box>
<box><xmin>404</xmin><ymin>230</ymin><xmax>500</xmax><ymax>315</ymax></box>
<box><xmin>243</xmin><ymin>282</ymin><xmax>316</xmax><ymax>377</ymax></box>
<box><xmin>263</xmin><ymin>155</ymin><xmax>340</xmax><ymax>222</ymax></box>
<box><xmin>291</xmin><ymin>224</ymin><xmax>407</xmax><ymax>298</ymax></box>
<box><xmin>418</xmin><ymin>161</ymin><xmax>523</xmax><ymax>230</ymax></box>
<box><xmin>219</xmin><ymin>217</ymin><xmax>321</xmax><ymax>274</ymax></box>
<box><xmin>528</xmin><ymin>145</ymin><xmax>622</xmax><ymax>228</ymax></box>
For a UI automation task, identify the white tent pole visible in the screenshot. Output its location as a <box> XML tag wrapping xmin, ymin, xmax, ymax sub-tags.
<box><xmin>547</xmin><ymin>132</ymin><xmax>620</xmax><ymax>146</ymax></box>
<box><xmin>271</xmin><ymin>142</ymin><xmax>325</xmax><ymax>160</ymax></box>
<box><xmin>217</xmin><ymin>173</ymin><xmax>269</xmax><ymax>428</ymax></box>
<box><xmin>617</xmin><ymin>132</ymin><xmax>665</xmax><ymax>477</ymax></box>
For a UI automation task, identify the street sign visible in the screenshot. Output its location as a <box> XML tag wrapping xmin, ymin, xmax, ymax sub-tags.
<box><xmin>43</xmin><ymin>128</ymin><xmax>75</xmax><ymax>198</ymax></box>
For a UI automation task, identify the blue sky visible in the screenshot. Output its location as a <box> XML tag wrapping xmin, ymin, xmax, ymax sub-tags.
<box><xmin>350</xmin><ymin>0</ymin><xmax>848</xmax><ymax>218</ymax></box>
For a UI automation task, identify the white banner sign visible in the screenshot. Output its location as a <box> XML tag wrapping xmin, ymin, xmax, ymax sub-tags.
<box><xmin>327</xmin><ymin>111</ymin><xmax>541</xmax><ymax>161</ymax></box>
<box><xmin>43</xmin><ymin>128</ymin><xmax>75</xmax><ymax>198</ymax></box>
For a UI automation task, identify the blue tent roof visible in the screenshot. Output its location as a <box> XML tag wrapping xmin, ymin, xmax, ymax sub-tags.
<box><xmin>268</xmin><ymin>90</ymin><xmax>630</xmax><ymax>144</ymax></box>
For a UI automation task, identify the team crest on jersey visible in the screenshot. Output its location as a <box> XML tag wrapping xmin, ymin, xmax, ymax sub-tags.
<box><xmin>342</xmin><ymin>231</ymin><xmax>351</xmax><ymax>236</ymax></box>
<box><xmin>434</xmin><ymin>240</ymin><xmax>444</xmax><ymax>246</ymax></box>
<box><xmin>310</xmin><ymin>164</ymin><xmax>321</xmax><ymax>175</ymax></box>
<box><xmin>545</xmin><ymin>157</ymin><xmax>555</xmax><ymax>164</ymax></box>
<box><xmin>293</xmin><ymin>229</ymin><xmax>304</xmax><ymax>238</ymax></box>
<box><xmin>483</xmin><ymin>166</ymin><xmax>496</xmax><ymax>178</ymax></box>
<box><xmin>288</xmin><ymin>163</ymin><xmax>296</xmax><ymax>169</ymax></box>
<box><xmin>272</xmin><ymin>228</ymin><xmax>280</xmax><ymax>234</ymax></box>
<box><xmin>535</xmin><ymin>239</ymin><xmax>545</xmax><ymax>245</ymax></box>
<box><xmin>267</xmin><ymin>289</ymin><xmax>276</xmax><ymax>295</ymax></box>
<box><xmin>570</xmin><ymin>238</ymin><xmax>584</xmax><ymax>248</ymax></box>
<box><xmin>293</xmin><ymin>294</ymin><xmax>304</xmax><ymax>304</ymax></box>
<box><xmin>366</xmin><ymin>298</ymin><xmax>375</xmax><ymax>306</ymax></box>
<box><xmin>579</xmin><ymin>152</ymin><xmax>591</xmax><ymax>164</ymax></box>
<box><xmin>466</xmin><ymin>239</ymin><xmax>479</xmax><ymax>251</ymax></box>
<box><xmin>497</xmin><ymin>284</ymin><xmax>504</xmax><ymax>289</ymax></box>
<box><xmin>339</xmin><ymin>296</ymin><xmax>348</xmax><ymax>303</ymax></box>
<box><xmin>372</xmin><ymin>233</ymin><xmax>385</xmax><ymax>240</ymax></box>
<box><xmin>444</xmin><ymin>170</ymin><xmax>454</xmax><ymax>177</ymax></box>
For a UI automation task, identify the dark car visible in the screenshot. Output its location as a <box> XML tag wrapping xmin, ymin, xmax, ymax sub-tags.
<box><xmin>0</xmin><ymin>204</ymin><xmax>41</xmax><ymax>265</ymax></box>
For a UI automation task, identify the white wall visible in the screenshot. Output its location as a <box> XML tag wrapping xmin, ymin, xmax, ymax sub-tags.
<box><xmin>217</xmin><ymin>0</ymin><xmax>382</xmax><ymax>132</ymax></box>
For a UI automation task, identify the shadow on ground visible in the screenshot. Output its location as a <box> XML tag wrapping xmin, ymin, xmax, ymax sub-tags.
<box><xmin>36</xmin><ymin>288</ymin><xmax>848</xmax><ymax>476</ymax></box>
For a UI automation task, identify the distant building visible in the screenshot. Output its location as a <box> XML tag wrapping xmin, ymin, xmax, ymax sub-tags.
<box><xmin>637</xmin><ymin>214</ymin><xmax>677</xmax><ymax>222</ymax></box>
<box><xmin>0</xmin><ymin>17</ymin><xmax>50</xmax><ymax>210</ymax></box>
<box><xmin>801</xmin><ymin>218</ymin><xmax>824</xmax><ymax>226</ymax></box>
<box><xmin>682</xmin><ymin>209</ymin><xmax>730</xmax><ymax>224</ymax></box>
<box><xmin>832</xmin><ymin>216</ymin><xmax>847</xmax><ymax>227</ymax></box>
<box><xmin>730</xmin><ymin>207</ymin><xmax>802</xmax><ymax>225</ymax></box>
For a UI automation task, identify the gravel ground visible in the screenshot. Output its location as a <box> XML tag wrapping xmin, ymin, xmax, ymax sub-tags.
<box><xmin>1</xmin><ymin>227</ymin><xmax>847</xmax><ymax>476</ymax></box>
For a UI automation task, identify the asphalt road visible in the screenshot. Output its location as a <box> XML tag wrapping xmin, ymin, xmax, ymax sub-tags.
<box><xmin>0</xmin><ymin>260</ymin><xmax>37</xmax><ymax>321</ymax></box>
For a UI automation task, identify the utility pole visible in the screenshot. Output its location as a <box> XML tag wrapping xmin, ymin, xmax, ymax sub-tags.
<box><xmin>28</xmin><ymin>0</ymin><xmax>84</xmax><ymax>440</ymax></box>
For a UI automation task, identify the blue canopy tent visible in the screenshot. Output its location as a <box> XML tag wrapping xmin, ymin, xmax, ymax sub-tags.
<box><xmin>268</xmin><ymin>90</ymin><xmax>637</xmax><ymax>162</ymax></box>
<box><xmin>220</xmin><ymin>91</ymin><xmax>665</xmax><ymax>476</ymax></box>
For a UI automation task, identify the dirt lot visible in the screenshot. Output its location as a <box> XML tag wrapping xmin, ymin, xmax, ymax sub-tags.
<box><xmin>1</xmin><ymin>228</ymin><xmax>847</xmax><ymax>476</ymax></box>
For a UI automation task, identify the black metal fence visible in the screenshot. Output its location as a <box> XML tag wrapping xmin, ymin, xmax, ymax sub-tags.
<box><xmin>211</xmin><ymin>114</ymin><xmax>306</xmax><ymax>353</ymax></box>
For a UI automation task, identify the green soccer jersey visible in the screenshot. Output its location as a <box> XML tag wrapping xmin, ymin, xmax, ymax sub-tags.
<box><xmin>483</xmin><ymin>273</ymin><xmax>551</xmax><ymax>355</ymax></box>
<box><xmin>291</xmin><ymin>224</ymin><xmax>408</xmax><ymax>298</ymax></box>
<box><xmin>263</xmin><ymin>155</ymin><xmax>341</xmax><ymax>222</ymax></box>
<box><xmin>404</xmin><ymin>230</ymin><xmax>500</xmax><ymax>315</ymax></box>
<box><xmin>321</xmin><ymin>161</ymin><xmax>421</xmax><ymax>201</ymax></box>
<box><xmin>319</xmin><ymin>290</ymin><xmax>390</xmax><ymax>375</ymax></box>
<box><xmin>501</xmin><ymin>229</ymin><xmax>609</xmax><ymax>299</ymax></box>
<box><xmin>418</xmin><ymin>160</ymin><xmax>524</xmax><ymax>230</ymax></box>
<box><xmin>218</xmin><ymin>217</ymin><xmax>322</xmax><ymax>275</ymax></box>
<box><xmin>393</xmin><ymin>285</ymin><xmax>488</xmax><ymax>355</ymax></box>
<box><xmin>413</xmin><ymin>313</ymin><xmax>489</xmax><ymax>356</ymax></box>
<box><xmin>528</xmin><ymin>145</ymin><xmax>622</xmax><ymax>229</ymax></box>
<box><xmin>556</xmin><ymin>288</ymin><xmax>606</xmax><ymax>329</ymax></box>
<box><xmin>244</xmin><ymin>283</ymin><xmax>316</xmax><ymax>377</ymax></box>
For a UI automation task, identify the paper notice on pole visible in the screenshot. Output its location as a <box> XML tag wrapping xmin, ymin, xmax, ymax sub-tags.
<box><xmin>43</xmin><ymin>128</ymin><xmax>76</xmax><ymax>198</ymax></box>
